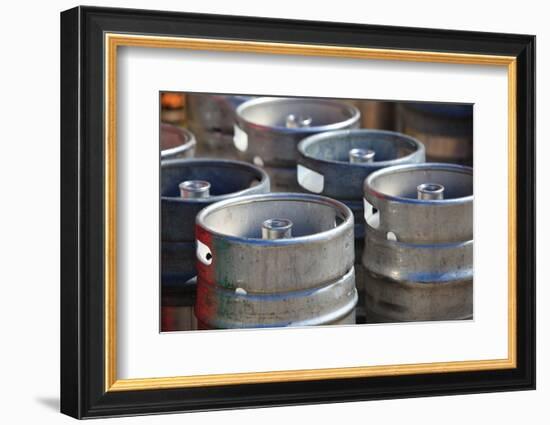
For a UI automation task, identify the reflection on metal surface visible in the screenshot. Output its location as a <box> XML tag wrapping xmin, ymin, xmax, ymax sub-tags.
<box><xmin>161</xmin><ymin>159</ymin><xmax>270</xmax><ymax>332</ymax></box>
<box><xmin>349</xmin><ymin>147</ymin><xmax>376</xmax><ymax>164</ymax></box>
<box><xmin>261</xmin><ymin>218</ymin><xmax>293</xmax><ymax>239</ymax></box>
<box><xmin>235</xmin><ymin>97</ymin><xmax>360</xmax><ymax>191</ymax></box>
<box><xmin>179</xmin><ymin>180</ymin><xmax>211</xmax><ymax>199</ymax></box>
<box><xmin>285</xmin><ymin>114</ymin><xmax>313</xmax><ymax>128</ymax></box>
<box><xmin>362</xmin><ymin>163</ymin><xmax>473</xmax><ymax>323</ymax></box>
<box><xmin>195</xmin><ymin>193</ymin><xmax>357</xmax><ymax>329</ymax></box>
<box><xmin>417</xmin><ymin>182</ymin><xmax>445</xmax><ymax>200</ymax></box>
<box><xmin>160</xmin><ymin>123</ymin><xmax>196</xmax><ymax>160</ymax></box>
<box><xmin>298</xmin><ymin>129</ymin><xmax>425</xmax><ymax>322</ymax></box>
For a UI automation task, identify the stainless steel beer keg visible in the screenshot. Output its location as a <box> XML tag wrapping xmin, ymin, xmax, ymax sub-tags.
<box><xmin>362</xmin><ymin>163</ymin><xmax>473</xmax><ymax>322</ymax></box>
<box><xmin>396</xmin><ymin>103</ymin><xmax>473</xmax><ymax>165</ymax></box>
<box><xmin>161</xmin><ymin>159</ymin><xmax>270</xmax><ymax>331</ymax></box>
<box><xmin>297</xmin><ymin>129</ymin><xmax>425</xmax><ymax>322</ymax></box>
<box><xmin>234</xmin><ymin>97</ymin><xmax>360</xmax><ymax>191</ymax></box>
<box><xmin>186</xmin><ymin>94</ymin><xmax>252</xmax><ymax>157</ymax></box>
<box><xmin>160</xmin><ymin>123</ymin><xmax>196</xmax><ymax>160</ymax></box>
<box><xmin>194</xmin><ymin>193</ymin><xmax>357</xmax><ymax>329</ymax></box>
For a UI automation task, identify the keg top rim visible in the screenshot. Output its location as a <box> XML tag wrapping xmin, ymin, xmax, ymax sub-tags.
<box><xmin>236</xmin><ymin>97</ymin><xmax>360</xmax><ymax>133</ymax></box>
<box><xmin>160</xmin><ymin>123</ymin><xmax>196</xmax><ymax>158</ymax></box>
<box><xmin>365</xmin><ymin>163</ymin><xmax>473</xmax><ymax>205</ymax></box>
<box><xmin>161</xmin><ymin>158</ymin><xmax>269</xmax><ymax>203</ymax></box>
<box><xmin>298</xmin><ymin>129</ymin><xmax>425</xmax><ymax>167</ymax></box>
<box><xmin>196</xmin><ymin>192</ymin><xmax>354</xmax><ymax>244</ymax></box>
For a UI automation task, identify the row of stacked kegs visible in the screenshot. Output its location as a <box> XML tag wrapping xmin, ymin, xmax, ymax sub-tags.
<box><xmin>160</xmin><ymin>94</ymin><xmax>473</xmax><ymax>331</ymax></box>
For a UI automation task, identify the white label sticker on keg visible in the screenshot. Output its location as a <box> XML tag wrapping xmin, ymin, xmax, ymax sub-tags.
<box><xmin>196</xmin><ymin>240</ymin><xmax>212</xmax><ymax>265</ymax></box>
<box><xmin>233</xmin><ymin>124</ymin><xmax>248</xmax><ymax>152</ymax></box>
<box><xmin>297</xmin><ymin>164</ymin><xmax>324</xmax><ymax>193</ymax></box>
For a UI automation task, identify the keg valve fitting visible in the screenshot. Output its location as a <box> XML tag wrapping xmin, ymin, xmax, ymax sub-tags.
<box><xmin>285</xmin><ymin>114</ymin><xmax>313</xmax><ymax>128</ymax></box>
<box><xmin>261</xmin><ymin>218</ymin><xmax>293</xmax><ymax>239</ymax></box>
<box><xmin>417</xmin><ymin>183</ymin><xmax>445</xmax><ymax>200</ymax></box>
<box><xmin>179</xmin><ymin>180</ymin><xmax>211</xmax><ymax>199</ymax></box>
<box><xmin>349</xmin><ymin>148</ymin><xmax>376</xmax><ymax>164</ymax></box>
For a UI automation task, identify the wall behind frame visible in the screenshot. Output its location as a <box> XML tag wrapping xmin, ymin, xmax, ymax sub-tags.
<box><xmin>0</xmin><ymin>0</ymin><xmax>543</xmax><ymax>424</ymax></box>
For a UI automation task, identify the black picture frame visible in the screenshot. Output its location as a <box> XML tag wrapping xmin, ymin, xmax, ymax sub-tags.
<box><xmin>60</xmin><ymin>5</ymin><xmax>535</xmax><ymax>419</ymax></box>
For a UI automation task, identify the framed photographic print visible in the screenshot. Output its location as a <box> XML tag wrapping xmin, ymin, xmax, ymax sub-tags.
<box><xmin>60</xmin><ymin>6</ymin><xmax>536</xmax><ymax>419</ymax></box>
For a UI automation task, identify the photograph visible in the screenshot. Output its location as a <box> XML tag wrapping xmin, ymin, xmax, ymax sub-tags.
<box><xmin>58</xmin><ymin>5</ymin><xmax>535</xmax><ymax>418</ymax></box>
<box><xmin>160</xmin><ymin>93</ymin><xmax>474</xmax><ymax>331</ymax></box>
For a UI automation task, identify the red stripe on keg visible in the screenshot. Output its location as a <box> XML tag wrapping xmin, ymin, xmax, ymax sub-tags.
<box><xmin>195</xmin><ymin>224</ymin><xmax>216</xmax><ymax>326</ymax></box>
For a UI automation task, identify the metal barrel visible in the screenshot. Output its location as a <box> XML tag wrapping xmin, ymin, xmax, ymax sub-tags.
<box><xmin>234</xmin><ymin>97</ymin><xmax>360</xmax><ymax>191</ymax></box>
<box><xmin>362</xmin><ymin>163</ymin><xmax>473</xmax><ymax>323</ymax></box>
<box><xmin>194</xmin><ymin>193</ymin><xmax>357</xmax><ymax>329</ymax></box>
<box><xmin>160</xmin><ymin>93</ymin><xmax>186</xmax><ymax>126</ymax></box>
<box><xmin>396</xmin><ymin>103</ymin><xmax>473</xmax><ymax>165</ymax></box>
<box><xmin>161</xmin><ymin>159</ymin><xmax>270</xmax><ymax>331</ymax></box>
<box><xmin>356</xmin><ymin>100</ymin><xmax>396</xmax><ymax>130</ymax></box>
<box><xmin>297</xmin><ymin>129</ymin><xmax>425</xmax><ymax>322</ymax></box>
<box><xmin>160</xmin><ymin>123</ymin><xmax>197</xmax><ymax>160</ymax></box>
<box><xmin>161</xmin><ymin>277</ymin><xmax>198</xmax><ymax>332</ymax></box>
<box><xmin>186</xmin><ymin>94</ymin><xmax>252</xmax><ymax>158</ymax></box>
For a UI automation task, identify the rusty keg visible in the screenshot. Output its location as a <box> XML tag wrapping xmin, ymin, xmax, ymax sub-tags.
<box><xmin>194</xmin><ymin>193</ymin><xmax>357</xmax><ymax>329</ymax></box>
<box><xmin>161</xmin><ymin>159</ymin><xmax>270</xmax><ymax>331</ymax></box>
<box><xmin>396</xmin><ymin>103</ymin><xmax>473</xmax><ymax>165</ymax></box>
<box><xmin>362</xmin><ymin>163</ymin><xmax>473</xmax><ymax>323</ymax></box>
<box><xmin>234</xmin><ymin>97</ymin><xmax>360</xmax><ymax>191</ymax></box>
<box><xmin>160</xmin><ymin>123</ymin><xmax>196</xmax><ymax>160</ymax></box>
<box><xmin>186</xmin><ymin>94</ymin><xmax>252</xmax><ymax>157</ymax></box>
<box><xmin>297</xmin><ymin>129</ymin><xmax>425</xmax><ymax>322</ymax></box>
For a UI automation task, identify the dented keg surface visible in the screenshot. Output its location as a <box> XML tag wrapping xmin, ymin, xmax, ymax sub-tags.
<box><xmin>362</xmin><ymin>163</ymin><xmax>473</xmax><ymax>323</ymax></box>
<box><xmin>297</xmin><ymin>129</ymin><xmax>425</xmax><ymax>322</ymax></box>
<box><xmin>160</xmin><ymin>123</ymin><xmax>196</xmax><ymax>160</ymax></box>
<box><xmin>396</xmin><ymin>103</ymin><xmax>473</xmax><ymax>165</ymax></box>
<box><xmin>161</xmin><ymin>159</ymin><xmax>270</xmax><ymax>331</ymax></box>
<box><xmin>186</xmin><ymin>94</ymin><xmax>252</xmax><ymax>157</ymax></box>
<box><xmin>194</xmin><ymin>193</ymin><xmax>357</xmax><ymax>329</ymax></box>
<box><xmin>234</xmin><ymin>97</ymin><xmax>360</xmax><ymax>191</ymax></box>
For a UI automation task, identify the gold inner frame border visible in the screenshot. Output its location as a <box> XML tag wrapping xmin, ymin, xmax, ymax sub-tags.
<box><xmin>104</xmin><ymin>33</ymin><xmax>517</xmax><ymax>392</ymax></box>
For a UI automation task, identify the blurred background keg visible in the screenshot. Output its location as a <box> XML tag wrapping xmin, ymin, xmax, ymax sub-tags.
<box><xmin>234</xmin><ymin>97</ymin><xmax>360</xmax><ymax>191</ymax></box>
<box><xmin>161</xmin><ymin>159</ymin><xmax>270</xmax><ymax>331</ymax></box>
<box><xmin>160</xmin><ymin>92</ymin><xmax>186</xmax><ymax>126</ymax></box>
<box><xmin>186</xmin><ymin>94</ymin><xmax>252</xmax><ymax>158</ymax></box>
<box><xmin>297</xmin><ymin>129</ymin><xmax>425</xmax><ymax>322</ymax></box>
<box><xmin>160</xmin><ymin>123</ymin><xmax>196</xmax><ymax>160</ymax></box>
<box><xmin>362</xmin><ymin>163</ymin><xmax>473</xmax><ymax>322</ymax></box>
<box><xmin>194</xmin><ymin>193</ymin><xmax>357</xmax><ymax>329</ymax></box>
<box><xmin>355</xmin><ymin>100</ymin><xmax>396</xmax><ymax>130</ymax></box>
<box><xmin>396</xmin><ymin>103</ymin><xmax>473</xmax><ymax>165</ymax></box>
